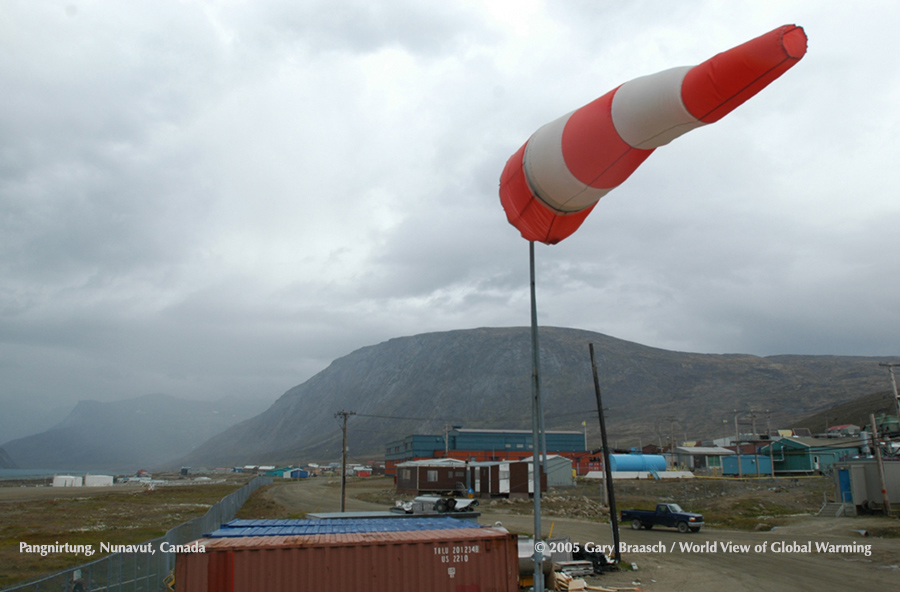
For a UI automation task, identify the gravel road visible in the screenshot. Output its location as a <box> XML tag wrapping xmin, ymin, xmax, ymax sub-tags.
<box><xmin>264</xmin><ymin>477</ymin><xmax>900</xmax><ymax>592</ymax></box>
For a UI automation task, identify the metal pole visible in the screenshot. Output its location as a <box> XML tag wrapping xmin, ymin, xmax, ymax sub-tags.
<box><xmin>529</xmin><ymin>241</ymin><xmax>544</xmax><ymax>592</ymax></box>
<box><xmin>590</xmin><ymin>343</ymin><xmax>621</xmax><ymax>565</ymax></box>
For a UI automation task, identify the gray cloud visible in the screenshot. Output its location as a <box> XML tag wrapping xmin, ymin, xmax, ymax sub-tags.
<box><xmin>2</xmin><ymin>1</ymin><xmax>899</xmax><ymax>431</ymax></box>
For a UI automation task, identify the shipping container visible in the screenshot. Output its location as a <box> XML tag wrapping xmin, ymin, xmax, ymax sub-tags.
<box><xmin>175</xmin><ymin>525</ymin><xmax>518</xmax><ymax>592</ymax></box>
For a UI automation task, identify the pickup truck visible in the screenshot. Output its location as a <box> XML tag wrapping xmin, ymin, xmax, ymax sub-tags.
<box><xmin>621</xmin><ymin>503</ymin><xmax>704</xmax><ymax>533</ymax></box>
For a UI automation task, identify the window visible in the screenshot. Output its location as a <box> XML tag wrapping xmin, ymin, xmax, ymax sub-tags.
<box><xmin>427</xmin><ymin>470</ymin><xmax>438</xmax><ymax>482</ymax></box>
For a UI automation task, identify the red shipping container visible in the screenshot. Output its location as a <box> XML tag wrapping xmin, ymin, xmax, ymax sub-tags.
<box><xmin>175</xmin><ymin>527</ymin><xmax>518</xmax><ymax>592</ymax></box>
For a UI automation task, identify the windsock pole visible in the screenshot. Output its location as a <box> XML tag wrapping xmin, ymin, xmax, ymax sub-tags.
<box><xmin>529</xmin><ymin>240</ymin><xmax>546</xmax><ymax>592</ymax></box>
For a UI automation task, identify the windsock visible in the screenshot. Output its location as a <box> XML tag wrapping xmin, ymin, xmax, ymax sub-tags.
<box><xmin>499</xmin><ymin>24</ymin><xmax>807</xmax><ymax>244</ymax></box>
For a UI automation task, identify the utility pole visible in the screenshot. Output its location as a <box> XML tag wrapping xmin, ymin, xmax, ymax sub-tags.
<box><xmin>879</xmin><ymin>363</ymin><xmax>900</xmax><ymax>421</ymax></box>
<box><xmin>870</xmin><ymin>413</ymin><xmax>892</xmax><ymax>517</ymax></box>
<box><xmin>750</xmin><ymin>409</ymin><xmax>760</xmax><ymax>479</ymax></box>
<box><xmin>590</xmin><ymin>343</ymin><xmax>621</xmax><ymax>565</ymax></box>
<box><xmin>335</xmin><ymin>410</ymin><xmax>356</xmax><ymax>512</ymax></box>
<box><xmin>668</xmin><ymin>417</ymin><xmax>676</xmax><ymax>470</ymax></box>
<box><xmin>766</xmin><ymin>410</ymin><xmax>775</xmax><ymax>478</ymax></box>
<box><xmin>734</xmin><ymin>410</ymin><xmax>743</xmax><ymax>478</ymax></box>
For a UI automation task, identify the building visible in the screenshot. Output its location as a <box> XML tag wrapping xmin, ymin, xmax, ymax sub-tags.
<box><xmin>722</xmin><ymin>454</ymin><xmax>773</xmax><ymax>477</ymax></box>
<box><xmin>522</xmin><ymin>455</ymin><xmax>574</xmax><ymax>487</ymax></box>
<box><xmin>759</xmin><ymin>437</ymin><xmax>864</xmax><ymax>474</ymax></box>
<box><xmin>833</xmin><ymin>459</ymin><xmax>900</xmax><ymax>515</ymax></box>
<box><xmin>825</xmin><ymin>424</ymin><xmax>861</xmax><ymax>437</ymax></box>
<box><xmin>674</xmin><ymin>446</ymin><xmax>734</xmax><ymax>472</ymax></box>
<box><xmin>385</xmin><ymin>428</ymin><xmax>594</xmax><ymax>475</ymax></box>
<box><xmin>84</xmin><ymin>474</ymin><xmax>115</xmax><ymax>487</ymax></box>
<box><xmin>51</xmin><ymin>475</ymin><xmax>82</xmax><ymax>487</ymax></box>
<box><xmin>395</xmin><ymin>458</ymin><xmax>547</xmax><ymax>497</ymax></box>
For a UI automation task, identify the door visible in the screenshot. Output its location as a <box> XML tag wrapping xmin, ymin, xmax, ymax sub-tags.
<box><xmin>837</xmin><ymin>468</ymin><xmax>852</xmax><ymax>503</ymax></box>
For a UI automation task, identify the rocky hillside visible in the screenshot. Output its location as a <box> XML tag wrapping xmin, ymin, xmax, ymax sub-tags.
<box><xmin>178</xmin><ymin>327</ymin><xmax>899</xmax><ymax>467</ymax></box>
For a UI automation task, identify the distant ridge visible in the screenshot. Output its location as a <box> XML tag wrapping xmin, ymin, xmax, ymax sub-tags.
<box><xmin>177</xmin><ymin>327</ymin><xmax>900</xmax><ymax>467</ymax></box>
<box><xmin>1</xmin><ymin>393</ymin><xmax>271</xmax><ymax>473</ymax></box>
<box><xmin>0</xmin><ymin>447</ymin><xmax>17</xmax><ymax>469</ymax></box>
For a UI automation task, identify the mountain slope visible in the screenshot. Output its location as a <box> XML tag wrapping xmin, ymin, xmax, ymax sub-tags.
<box><xmin>795</xmin><ymin>390</ymin><xmax>898</xmax><ymax>433</ymax></box>
<box><xmin>1</xmin><ymin>393</ymin><xmax>271</xmax><ymax>472</ymax></box>
<box><xmin>0</xmin><ymin>447</ymin><xmax>17</xmax><ymax>469</ymax></box>
<box><xmin>178</xmin><ymin>327</ymin><xmax>899</xmax><ymax>467</ymax></box>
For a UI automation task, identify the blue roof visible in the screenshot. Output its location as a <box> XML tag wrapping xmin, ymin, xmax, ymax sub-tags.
<box><xmin>206</xmin><ymin>517</ymin><xmax>481</xmax><ymax>538</ymax></box>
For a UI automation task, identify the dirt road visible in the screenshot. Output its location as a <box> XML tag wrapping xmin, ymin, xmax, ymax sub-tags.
<box><xmin>262</xmin><ymin>477</ymin><xmax>900</xmax><ymax>592</ymax></box>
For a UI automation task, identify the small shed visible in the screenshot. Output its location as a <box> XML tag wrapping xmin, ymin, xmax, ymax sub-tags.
<box><xmin>522</xmin><ymin>455</ymin><xmax>574</xmax><ymax>487</ymax></box>
<box><xmin>722</xmin><ymin>454</ymin><xmax>773</xmax><ymax>476</ymax></box>
<box><xmin>833</xmin><ymin>459</ymin><xmax>900</xmax><ymax>515</ymax></box>
<box><xmin>674</xmin><ymin>446</ymin><xmax>734</xmax><ymax>472</ymax></box>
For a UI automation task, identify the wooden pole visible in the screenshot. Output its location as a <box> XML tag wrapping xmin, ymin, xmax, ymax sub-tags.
<box><xmin>335</xmin><ymin>410</ymin><xmax>355</xmax><ymax>512</ymax></box>
<box><xmin>590</xmin><ymin>343</ymin><xmax>621</xmax><ymax>564</ymax></box>
<box><xmin>870</xmin><ymin>413</ymin><xmax>892</xmax><ymax>517</ymax></box>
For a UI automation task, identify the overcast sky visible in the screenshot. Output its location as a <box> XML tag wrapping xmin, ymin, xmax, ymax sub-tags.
<box><xmin>3</xmin><ymin>1</ymin><xmax>900</xmax><ymax>417</ymax></box>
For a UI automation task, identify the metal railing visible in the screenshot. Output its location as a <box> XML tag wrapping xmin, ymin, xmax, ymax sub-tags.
<box><xmin>4</xmin><ymin>476</ymin><xmax>273</xmax><ymax>592</ymax></box>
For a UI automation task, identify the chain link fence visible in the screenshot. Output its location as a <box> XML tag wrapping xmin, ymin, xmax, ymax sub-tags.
<box><xmin>4</xmin><ymin>476</ymin><xmax>273</xmax><ymax>592</ymax></box>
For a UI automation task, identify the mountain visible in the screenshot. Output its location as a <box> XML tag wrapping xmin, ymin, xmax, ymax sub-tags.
<box><xmin>178</xmin><ymin>327</ymin><xmax>900</xmax><ymax>467</ymax></box>
<box><xmin>1</xmin><ymin>393</ymin><xmax>272</xmax><ymax>473</ymax></box>
<box><xmin>0</xmin><ymin>447</ymin><xmax>17</xmax><ymax>469</ymax></box>
<box><xmin>0</xmin><ymin>397</ymin><xmax>72</xmax><ymax>444</ymax></box>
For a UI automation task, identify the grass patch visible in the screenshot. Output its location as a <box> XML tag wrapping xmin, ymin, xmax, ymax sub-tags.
<box><xmin>234</xmin><ymin>484</ymin><xmax>305</xmax><ymax>520</ymax></box>
<box><xmin>0</xmin><ymin>478</ymin><xmax>250</xmax><ymax>588</ymax></box>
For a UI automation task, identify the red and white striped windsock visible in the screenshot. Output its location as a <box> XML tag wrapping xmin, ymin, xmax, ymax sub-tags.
<box><xmin>499</xmin><ymin>24</ymin><xmax>807</xmax><ymax>245</ymax></box>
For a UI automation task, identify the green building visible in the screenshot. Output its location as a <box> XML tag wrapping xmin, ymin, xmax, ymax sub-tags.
<box><xmin>759</xmin><ymin>437</ymin><xmax>863</xmax><ymax>474</ymax></box>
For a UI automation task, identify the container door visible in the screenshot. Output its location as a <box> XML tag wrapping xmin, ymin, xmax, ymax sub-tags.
<box><xmin>838</xmin><ymin>469</ymin><xmax>852</xmax><ymax>503</ymax></box>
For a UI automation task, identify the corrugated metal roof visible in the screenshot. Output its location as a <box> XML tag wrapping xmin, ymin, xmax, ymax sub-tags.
<box><xmin>675</xmin><ymin>446</ymin><xmax>735</xmax><ymax>455</ymax></box>
<box><xmin>775</xmin><ymin>436</ymin><xmax>863</xmax><ymax>449</ymax></box>
<box><xmin>196</xmin><ymin>527</ymin><xmax>510</xmax><ymax>549</ymax></box>
<box><xmin>206</xmin><ymin>517</ymin><xmax>480</xmax><ymax>538</ymax></box>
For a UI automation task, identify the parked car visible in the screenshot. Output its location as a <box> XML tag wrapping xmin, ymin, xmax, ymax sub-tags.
<box><xmin>621</xmin><ymin>503</ymin><xmax>703</xmax><ymax>533</ymax></box>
